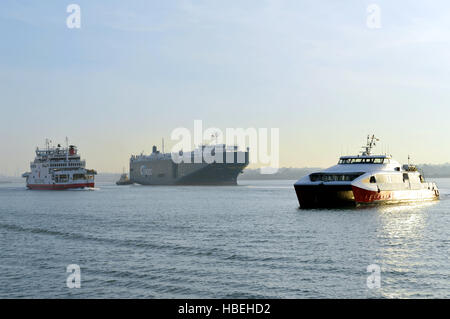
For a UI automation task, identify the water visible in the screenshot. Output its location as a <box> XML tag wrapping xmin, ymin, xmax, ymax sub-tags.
<box><xmin>0</xmin><ymin>179</ymin><xmax>449</xmax><ymax>298</ymax></box>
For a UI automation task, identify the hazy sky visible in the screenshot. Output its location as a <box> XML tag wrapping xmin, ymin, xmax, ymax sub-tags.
<box><xmin>1</xmin><ymin>0</ymin><xmax>450</xmax><ymax>175</ymax></box>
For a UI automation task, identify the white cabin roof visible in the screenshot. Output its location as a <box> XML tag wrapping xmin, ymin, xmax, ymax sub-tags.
<box><xmin>339</xmin><ymin>154</ymin><xmax>391</xmax><ymax>160</ymax></box>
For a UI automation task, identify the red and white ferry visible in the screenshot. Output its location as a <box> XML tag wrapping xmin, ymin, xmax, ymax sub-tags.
<box><xmin>294</xmin><ymin>135</ymin><xmax>440</xmax><ymax>208</ymax></box>
<box><xmin>22</xmin><ymin>139</ymin><xmax>96</xmax><ymax>190</ymax></box>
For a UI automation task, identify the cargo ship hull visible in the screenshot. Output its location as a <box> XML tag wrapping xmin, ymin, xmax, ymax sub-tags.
<box><xmin>130</xmin><ymin>145</ymin><xmax>249</xmax><ymax>185</ymax></box>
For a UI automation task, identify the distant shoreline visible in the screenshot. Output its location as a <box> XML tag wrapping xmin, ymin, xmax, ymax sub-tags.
<box><xmin>3</xmin><ymin>164</ymin><xmax>450</xmax><ymax>183</ymax></box>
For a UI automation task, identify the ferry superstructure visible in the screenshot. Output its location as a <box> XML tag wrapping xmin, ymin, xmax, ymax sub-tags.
<box><xmin>22</xmin><ymin>140</ymin><xmax>96</xmax><ymax>190</ymax></box>
<box><xmin>130</xmin><ymin>144</ymin><xmax>249</xmax><ymax>185</ymax></box>
<box><xmin>294</xmin><ymin>135</ymin><xmax>439</xmax><ymax>208</ymax></box>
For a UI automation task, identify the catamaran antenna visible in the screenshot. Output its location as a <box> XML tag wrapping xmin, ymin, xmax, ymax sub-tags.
<box><xmin>361</xmin><ymin>134</ymin><xmax>379</xmax><ymax>156</ymax></box>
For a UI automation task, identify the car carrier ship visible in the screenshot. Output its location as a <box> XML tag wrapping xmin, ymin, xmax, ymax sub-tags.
<box><xmin>294</xmin><ymin>135</ymin><xmax>440</xmax><ymax>208</ymax></box>
<box><xmin>130</xmin><ymin>144</ymin><xmax>249</xmax><ymax>185</ymax></box>
<box><xmin>22</xmin><ymin>139</ymin><xmax>97</xmax><ymax>190</ymax></box>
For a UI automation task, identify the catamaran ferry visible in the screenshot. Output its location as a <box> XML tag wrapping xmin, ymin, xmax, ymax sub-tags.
<box><xmin>294</xmin><ymin>135</ymin><xmax>440</xmax><ymax>208</ymax></box>
<box><xmin>22</xmin><ymin>140</ymin><xmax>96</xmax><ymax>190</ymax></box>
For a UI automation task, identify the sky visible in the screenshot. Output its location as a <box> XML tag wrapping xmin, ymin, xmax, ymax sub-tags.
<box><xmin>1</xmin><ymin>0</ymin><xmax>450</xmax><ymax>175</ymax></box>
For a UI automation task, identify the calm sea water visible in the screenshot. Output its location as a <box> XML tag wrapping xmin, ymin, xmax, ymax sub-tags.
<box><xmin>0</xmin><ymin>178</ymin><xmax>449</xmax><ymax>298</ymax></box>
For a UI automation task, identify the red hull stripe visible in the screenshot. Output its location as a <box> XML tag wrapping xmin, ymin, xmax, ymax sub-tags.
<box><xmin>352</xmin><ymin>185</ymin><xmax>437</xmax><ymax>203</ymax></box>
<box><xmin>27</xmin><ymin>183</ymin><xmax>94</xmax><ymax>190</ymax></box>
<box><xmin>352</xmin><ymin>186</ymin><xmax>392</xmax><ymax>203</ymax></box>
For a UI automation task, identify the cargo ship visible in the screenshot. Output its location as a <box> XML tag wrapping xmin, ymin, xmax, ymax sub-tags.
<box><xmin>22</xmin><ymin>139</ymin><xmax>96</xmax><ymax>190</ymax></box>
<box><xmin>294</xmin><ymin>135</ymin><xmax>439</xmax><ymax>208</ymax></box>
<box><xmin>130</xmin><ymin>144</ymin><xmax>249</xmax><ymax>185</ymax></box>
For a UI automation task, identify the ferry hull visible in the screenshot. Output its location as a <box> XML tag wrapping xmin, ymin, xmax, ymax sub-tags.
<box><xmin>27</xmin><ymin>183</ymin><xmax>94</xmax><ymax>190</ymax></box>
<box><xmin>295</xmin><ymin>184</ymin><xmax>439</xmax><ymax>208</ymax></box>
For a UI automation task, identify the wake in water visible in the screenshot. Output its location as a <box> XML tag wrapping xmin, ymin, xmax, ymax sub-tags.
<box><xmin>67</xmin><ymin>187</ymin><xmax>100</xmax><ymax>191</ymax></box>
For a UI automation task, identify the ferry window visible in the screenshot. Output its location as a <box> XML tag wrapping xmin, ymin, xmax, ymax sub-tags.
<box><xmin>339</xmin><ymin>158</ymin><xmax>385</xmax><ymax>164</ymax></box>
<box><xmin>373</xmin><ymin>158</ymin><xmax>384</xmax><ymax>164</ymax></box>
<box><xmin>403</xmin><ymin>173</ymin><xmax>409</xmax><ymax>182</ymax></box>
<box><xmin>310</xmin><ymin>173</ymin><xmax>364</xmax><ymax>182</ymax></box>
<box><xmin>370</xmin><ymin>176</ymin><xmax>376</xmax><ymax>183</ymax></box>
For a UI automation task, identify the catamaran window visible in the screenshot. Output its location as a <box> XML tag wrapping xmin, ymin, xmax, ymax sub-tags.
<box><xmin>403</xmin><ymin>173</ymin><xmax>409</xmax><ymax>182</ymax></box>
<box><xmin>376</xmin><ymin>174</ymin><xmax>403</xmax><ymax>184</ymax></box>
<box><xmin>373</xmin><ymin>158</ymin><xmax>384</xmax><ymax>164</ymax></box>
<box><xmin>310</xmin><ymin>172</ymin><xmax>364</xmax><ymax>182</ymax></box>
<box><xmin>339</xmin><ymin>158</ymin><xmax>385</xmax><ymax>164</ymax></box>
<box><xmin>370</xmin><ymin>176</ymin><xmax>376</xmax><ymax>183</ymax></box>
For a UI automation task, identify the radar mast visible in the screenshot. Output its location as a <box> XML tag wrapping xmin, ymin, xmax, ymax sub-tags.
<box><xmin>361</xmin><ymin>134</ymin><xmax>379</xmax><ymax>156</ymax></box>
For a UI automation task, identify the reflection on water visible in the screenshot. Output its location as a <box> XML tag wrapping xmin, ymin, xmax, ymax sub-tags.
<box><xmin>373</xmin><ymin>201</ymin><xmax>438</xmax><ymax>298</ymax></box>
<box><xmin>0</xmin><ymin>179</ymin><xmax>449</xmax><ymax>298</ymax></box>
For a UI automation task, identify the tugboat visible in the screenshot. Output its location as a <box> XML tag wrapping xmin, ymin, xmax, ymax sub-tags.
<box><xmin>294</xmin><ymin>135</ymin><xmax>439</xmax><ymax>208</ymax></box>
<box><xmin>22</xmin><ymin>139</ymin><xmax>96</xmax><ymax>190</ymax></box>
<box><xmin>116</xmin><ymin>169</ymin><xmax>133</xmax><ymax>185</ymax></box>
